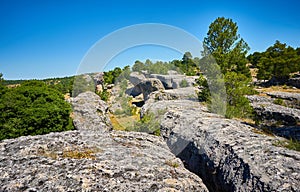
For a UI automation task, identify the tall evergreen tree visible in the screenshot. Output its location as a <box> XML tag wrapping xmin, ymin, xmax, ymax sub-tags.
<box><xmin>203</xmin><ymin>17</ymin><xmax>250</xmax><ymax>77</ymax></box>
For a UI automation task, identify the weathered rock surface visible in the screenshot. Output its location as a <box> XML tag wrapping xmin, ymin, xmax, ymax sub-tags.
<box><xmin>266</xmin><ymin>91</ymin><xmax>300</xmax><ymax>102</ymax></box>
<box><xmin>155</xmin><ymin>101</ymin><xmax>300</xmax><ymax>192</ymax></box>
<box><xmin>146</xmin><ymin>87</ymin><xmax>198</xmax><ymax>104</ymax></box>
<box><xmin>288</xmin><ymin>77</ymin><xmax>300</xmax><ymax>88</ymax></box>
<box><xmin>149</xmin><ymin>74</ymin><xmax>197</xmax><ymax>89</ymax></box>
<box><xmin>267</xmin><ymin>91</ymin><xmax>300</xmax><ymax>108</ymax></box>
<box><xmin>71</xmin><ymin>91</ymin><xmax>112</xmax><ymax>132</ymax></box>
<box><xmin>141</xmin><ymin>99</ymin><xmax>207</xmax><ymax>118</ymax></box>
<box><xmin>0</xmin><ymin>130</ymin><xmax>209</xmax><ymax>192</ymax></box>
<box><xmin>247</xmin><ymin>95</ymin><xmax>300</xmax><ymax>140</ymax></box>
<box><xmin>0</xmin><ymin>92</ymin><xmax>208</xmax><ymax>192</ymax></box>
<box><xmin>129</xmin><ymin>72</ymin><xmax>146</xmax><ymax>86</ymax></box>
<box><xmin>130</xmin><ymin>78</ymin><xmax>165</xmax><ymax>100</ymax></box>
<box><xmin>247</xmin><ymin>95</ymin><xmax>300</xmax><ymax>126</ymax></box>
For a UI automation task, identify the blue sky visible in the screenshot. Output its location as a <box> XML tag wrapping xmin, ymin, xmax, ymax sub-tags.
<box><xmin>0</xmin><ymin>0</ymin><xmax>299</xmax><ymax>79</ymax></box>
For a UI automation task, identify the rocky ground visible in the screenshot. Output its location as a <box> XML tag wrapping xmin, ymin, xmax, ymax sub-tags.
<box><xmin>1</xmin><ymin>71</ymin><xmax>300</xmax><ymax>191</ymax></box>
<box><xmin>0</xmin><ymin>92</ymin><xmax>208</xmax><ymax>192</ymax></box>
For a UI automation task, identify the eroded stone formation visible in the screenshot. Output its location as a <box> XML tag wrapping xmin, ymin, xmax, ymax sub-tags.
<box><xmin>0</xmin><ymin>92</ymin><xmax>208</xmax><ymax>192</ymax></box>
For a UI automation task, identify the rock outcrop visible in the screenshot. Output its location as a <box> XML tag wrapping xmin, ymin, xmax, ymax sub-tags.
<box><xmin>71</xmin><ymin>91</ymin><xmax>112</xmax><ymax>132</ymax></box>
<box><xmin>130</xmin><ymin>78</ymin><xmax>165</xmax><ymax>100</ymax></box>
<box><xmin>0</xmin><ymin>92</ymin><xmax>209</xmax><ymax>192</ymax></box>
<box><xmin>288</xmin><ymin>77</ymin><xmax>300</xmax><ymax>88</ymax></box>
<box><xmin>0</xmin><ymin>130</ymin><xmax>209</xmax><ymax>192</ymax></box>
<box><xmin>153</xmin><ymin>100</ymin><xmax>300</xmax><ymax>192</ymax></box>
<box><xmin>247</xmin><ymin>94</ymin><xmax>300</xmax><ymax>141</ymax></box>
<box><xmin>146</xmin><ymin>87</ymin><xmax>198</xmax><ymax>103</ymax></box>
<box><xmin>149</xmin><ymin>74</ymin><xmax>197</xmax><ymax>89</ymax></box>
<box><xmin>247</xmin><ymin>93</ymin><xmax>300</xmax><ymax>126</ymax></box>
<box><xmin>129</xmin><ymin>72</ymin><xmax>146</xmax><ymax>86</ymax></box>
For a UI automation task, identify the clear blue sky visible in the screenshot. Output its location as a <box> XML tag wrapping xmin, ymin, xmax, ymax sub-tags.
<box><xmin>0</xmin><ymin>0</ymin><xmax>299</xmax><ymax>79</ymax></box>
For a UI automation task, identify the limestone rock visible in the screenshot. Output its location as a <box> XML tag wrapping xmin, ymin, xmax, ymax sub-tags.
<box><xmin>129</xmin><ymin>72</ymin><xmax>146</xmax><ymax>86</ymax></box>
<box><xmin>0</xmin><ymin>130</ymin><xmax>208</xmax><ymax>192</ymax></box>
<box><xmin>71</xmin><ymin>91</ymin><xmax>112</xmax><ymax>132</ymax></box>
<box><xmin>149</xmin><ymin>74</ymin><xmax>196</xmax><ymax>89</ymax></box>
<box><xmin>141</xmin><ymin>99</ymin><xmax>207</xmax><ymax>118</ymax></box>
<box><xmin>288</xmin><ymin>77</ymin><xmax>300</xmax><ymax>88</ymax></box>
<box><xmin>130</xmin><ymin>78</ymin><xmax>165</xmax><ymax>100</ymax></box>
<box><xmin>147</xmin><ymin>87</ymin><xmax>198</xmax><ymax>103</ymax></box>
<box><xmin>158</xmin><ymin>102</ymin><xmax>300</xmax><ymax>191</ymax></box>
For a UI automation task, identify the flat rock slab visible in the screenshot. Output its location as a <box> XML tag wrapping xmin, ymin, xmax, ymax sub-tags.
<box><xmin>0</xmin><ymin>130</ymin><xmax>208</xmax><ymax>192</ymax></box>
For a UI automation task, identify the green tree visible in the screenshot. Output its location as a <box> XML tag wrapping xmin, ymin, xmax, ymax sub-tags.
<box><xmin>257</xmin><ymin>40</ymin><xmax>300</xmax><ymax>82</ymax></box>
<box><xmin>201</xmin><ymin>17</ymin><xmax>254</xmax><ymax>118</ymax></box>
<box><xmin>132</xmin><ymin>60</ymin><xmax>146</xmax><ymax>72</ymax></box>
<box><xmin>203</xmin><ymin>17</ymin><xmax>250</xmax><ymax>77</ymax></box>
<box><xmin>0</xmin><ymin>81</ymin><xmax>74</xmax><ymax>140</ymax></box>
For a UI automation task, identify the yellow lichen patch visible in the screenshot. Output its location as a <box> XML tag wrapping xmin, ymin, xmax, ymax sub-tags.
<box><xmin>38</xmin><ymin>146</ymin><xmax>102</xmax><ymax>160</ymax></box>
<box><xmin>165</xmin><ymin>159</ymin><xmax>180</xmax><ymax>168</ymax></box>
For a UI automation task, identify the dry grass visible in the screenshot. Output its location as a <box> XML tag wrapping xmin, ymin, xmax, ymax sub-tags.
<box><xmin>109</xmin><ymin>113</ymin><xmax>140</xmax><ymax>131</ymax></box>
<box><xmin>255</xmin><ymin>86</ymin><xmax>300</xmax><ymax>93</ymax></box>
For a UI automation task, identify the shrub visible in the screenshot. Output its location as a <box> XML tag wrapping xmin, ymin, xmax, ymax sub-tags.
<box><xmin>0</xmin><ymin>81</ymin><xmax>74</xmax><ymax>140</ymax></box>
<box><xmin>179</xmin><ymin>79</ymin><xmax>189</xmax><ymax>88</ymax></box>
<box><xmin>273</xmin><ymin>98</ymin><xmax>286</xmax><ymax>106</ymax></box>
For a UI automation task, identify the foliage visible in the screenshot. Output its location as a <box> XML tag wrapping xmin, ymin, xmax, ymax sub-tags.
<box><xmin>203</xmin><ymin>17</ymin><xmax>250</xmax><ymax>77</ymax></box>
<box><xmin>131</xmin><ymin>54</ymin><xmax>200</xmax><ymax>76</ymax></box>
<box><xmin>256</xmin><ymin>40</ymin><xmax>300</xmax><ymax>82</ymax></box>
<box><xmin>273</xmin><ymin>98</ymin><xmax>287</xmax><ymax>107</ymax></box>
<box><xmin>224</xmin><ymin>72</ymin><xmax>255</xmax><ymax>118</ymax></box>
<box><xmin>72</xmin><ymin>75</ymin><xmax>95</xmax><ymax>97</ymax></box>
<box><xmin>103</xmin><ymin>66</ymin><xmax>131</xmax><ymax>85</ymax></box>
<box><xmin>44</xmin><ymin>76</ymin><xmax>74</xmax><ymax>95</ymax></box>
<box><xmin>196</xmin><ymin>74</ymin><xmax>210</xmax><ymax>102</ymax></box>
<box><xmin>179</xmin><ymin>79</ymin><xmax>189</xmax><ymax>88</ymax></box>
<box><xmin>98</xmin><ymin>89</ymin><xmax>110</xmax><ymax>102</ymax></box>
<box><xmin>273</xmin><ymin>139</ymin><xmax>300</xmax><ymax>151</ymax></box>
<box><xmin>201</xmin><ymin>17</ymin><xmax>254</xmax><ymax>118</ymax></box>
<box><xmin>0</xmin><ymin>80</ymin><xmax>74</xmax><ymax>140</ymax></box>
<box><xmin>247</xmin><ymin>51</ymin><xmax>263</xmax><ymax>68</ymax></box>
<box><xmin>126</xmin><ymin>112</ymin><xmax>161</xmax><ymax>136</ymax></box>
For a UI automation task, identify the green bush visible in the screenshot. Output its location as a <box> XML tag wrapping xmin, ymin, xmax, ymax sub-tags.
<box><xmin>273</xmin><ymin>98</ymin><xmax>287</xmax><ymax>106</ymax></box>
<box><xmin>179</xmin><ymin>79</ymin><xmax>189</xmax><ymax>88</ymax></box>
<box><xmin>0</xmin><ymin>81</ymin><xmax>74</xmax><ymax>140</ymax></box>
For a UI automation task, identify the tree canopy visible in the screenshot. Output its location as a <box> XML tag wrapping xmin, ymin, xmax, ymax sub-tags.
<box><xmin>200</xmin><ymin>17</ymin><xmax>254</xmax><ymax>118</ymax></box>
<box><xmin>256</xmin><ymin>40</ymin><xmax>300</xmax><ymax>82</ymax></box>
<box><xmin>0</xmin><ymin>80</ymin><xmax>74</xmax><ymax>140</ymax></box>
<box><xmin>203</xmin><ymin>17</ymin><xmax>250</xmax><ymax>77</ymax></box>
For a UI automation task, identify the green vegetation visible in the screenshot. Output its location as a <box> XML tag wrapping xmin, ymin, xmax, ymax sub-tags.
<box><xmin>179</xmin><ymin>79</ymin><xmax>189</xmax><ymax>88</ymax></box>
<box><xmin>103</xmin><ymin>65</ymin><xmax>130</xmax><ymax>85</ymax></box>
<box><xmin>126</xmin><ymin>112</ymin><xmax>161</xmax><ymax>136</ymax></box>
<box><xmin>273</xmin><ymin>98</ymin><xmax>287</xmax><ymax>107</ymax></box>
<box><xmin>131</xmin><ymin>54</ymin><xmax>200</xmax><ymax>76</ymax></box>
<box><xmin>200</xmin><ymin>17</ymin><xmax>255</xmax><ymax>118</ymax></box>
<box><xmin>273</xmin><ymin>139</ymin><xmax>300</xmax><ymax>152</ymax></box>
<box><xmin>165</xmin><ymin>159</ymin><xmax>180</xmax><ymax>168</ymax></box>
<box><xmin>0</xmin><ymin>80</ymin><xmax>74</xmax><ymax>140</ymax></box>
<box><xmin>252</xmin><ymin>40</ymin><xmax>300</xmax><ymax>82</ymax></box>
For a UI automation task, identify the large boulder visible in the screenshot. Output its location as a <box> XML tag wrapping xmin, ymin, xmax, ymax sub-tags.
<box><xmin>129</xmin><ymin>72</ymin><xmax>146</xmax><ymax>86</ymax></box>
<box><xmin>157</xmin><ymin>102</ymin><xmax>300</xmax><ymax>192</ymax></box>
<box><xmin>146</xmin><ymin>87</ymin><xmax>198</xmax><ymax>104</ymax></box>
<box><xmin>0</xmin><ymin>130</ymin><xmax>208</xmax><ymax>191</ymax></box>
<box><xmin>288</xmin><ymin>77</ymin><xmax>300</xmax><ymax>88</ymax></box>
<box><xmin>71</xmin><ymin>91</ymin><xmax>112</xmax><ymax>132</ymax></box>
<box><xmin>149</xmin><ymin>74</ymin><xmax>196</xmax><ymax>89</ymax></box>
<box><xmin>130</xmin><ymin>78</ymin><xmax>165</xmax><ymax>100</ymax></box>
